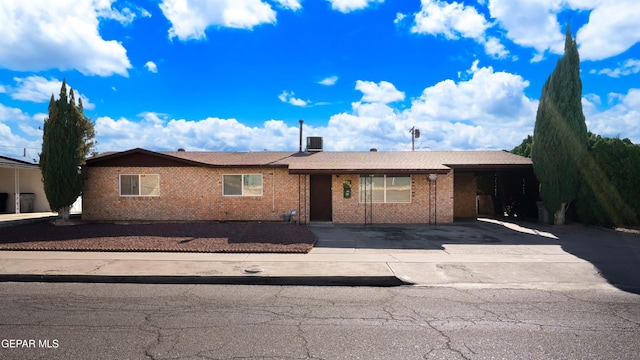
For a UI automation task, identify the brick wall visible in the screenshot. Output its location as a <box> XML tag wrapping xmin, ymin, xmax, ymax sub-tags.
<box><xmin>453</xmin><ymin>171</ymin><xmax>477</xmax><ymax>218</ymax></box>
<box><xmin>331</xmin><ymin>172</ymin><xmax>453</xmax><ymax>224</ymax></box>
<box><xmin>83</xmin><ymin>166</ymin><xmax>455</xmax><ymax>223</ymax></box>
<box><xmin>83</xmin><ymin>166</ymin><xmax>306</xmax><ymax>222</ymax></box>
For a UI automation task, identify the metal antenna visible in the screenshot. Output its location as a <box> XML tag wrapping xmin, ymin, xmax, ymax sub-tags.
<box><xmin>410</xmin><ymin>127</ymin><xmax>420</xmax><ymax>151</ymax></box>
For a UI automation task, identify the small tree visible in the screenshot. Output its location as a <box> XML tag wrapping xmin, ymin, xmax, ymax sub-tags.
<box><xmin>532</xmin><ymin>25</ymin><xmax>588</xmax><ymax>225</ymax></box>
<box><xmin>511</xmin><ymin>135</ymin><xmax>533</xmax><ymax>158</ymax></box>
<box><xmin>40</xmin><ymin>80</ymin><xmax>95</xmax><ymax>220</ymax></box>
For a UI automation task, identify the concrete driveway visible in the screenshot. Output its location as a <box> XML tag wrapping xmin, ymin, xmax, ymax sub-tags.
<box><xmin>309</xmin><ymin>218</ymin><xmax>640</xmax><ymax>294</ymax></box>
<box><xmin>1</xmin><ymin>215</ymin><xmax>638</xmax><ymax>292</ymax></box>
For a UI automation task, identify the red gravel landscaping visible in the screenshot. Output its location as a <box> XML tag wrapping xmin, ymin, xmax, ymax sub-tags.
<box><xmin>0</xmin><ymin>221</ymin><xmax>317</xmax><ymax>253</ymax></box>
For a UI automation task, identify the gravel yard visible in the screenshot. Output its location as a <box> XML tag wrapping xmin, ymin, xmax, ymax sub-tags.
<box><xmin>0</xmin><ymin>221</ymin><xmax>317</xmax><ymax>253</ymax></box>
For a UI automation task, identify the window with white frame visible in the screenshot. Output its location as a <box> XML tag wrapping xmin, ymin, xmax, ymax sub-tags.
<box><xmin>223</xmin><ymin>174</ymin><xmax>263</xmax><ymax>196</ymax></box>
<box><xmin>120</xmin><ymin>174</ymin><xmax>160</xmax><ymax>196</ymax></box>
<box><xmin>359</xmin><ymin>174</ymin><xmax>411</xmax><ymax>203</ymax></box>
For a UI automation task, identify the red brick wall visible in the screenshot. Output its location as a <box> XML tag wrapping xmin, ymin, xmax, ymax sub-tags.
<box><xmin>331</xmin><ymin>173</ymin><xmax>453</xmax><ymax>224</ymax></box>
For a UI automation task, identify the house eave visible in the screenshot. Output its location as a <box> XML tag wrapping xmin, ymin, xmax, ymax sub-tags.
<box><xmin>288</xmin><ymin>168</ymin><xmax>450</xmax><ymax>175</ymax></box>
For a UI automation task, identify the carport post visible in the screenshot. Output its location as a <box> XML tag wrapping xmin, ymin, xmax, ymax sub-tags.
<box><xmin>428</xmin><ymin>174</ymin><xmax>438</xmax><ymax>227</ymax></box>
<box><xmin>14</xmin><ymin>168</ymin><xmax>20</xmax><ymax>214</ymax></box>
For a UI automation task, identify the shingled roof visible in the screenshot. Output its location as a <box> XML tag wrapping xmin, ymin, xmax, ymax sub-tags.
<box><xmin>86</xmin><ymin>148</ymin><xmax>531</xmax><ymax>172</ymax></box>
<box><xmin>86</xmin><ymin>148</ymin><xmax>295</xmax><ymax>167</ymax></box>
<box><xmin>163</xmin><ymin>150</ymin><xmax>294</xmax><ymax>166</ymax></box>
<box><xmin>279</xmin><ymin>150</ymin><xmax>531</xmax><ymax>174</ymax></box>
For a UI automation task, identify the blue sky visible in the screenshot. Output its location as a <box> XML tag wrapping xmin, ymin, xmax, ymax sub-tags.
<box><xmin>1</xmin><ymin>0</ymin><xmax>639</xmax><ymax>161</ymax></box>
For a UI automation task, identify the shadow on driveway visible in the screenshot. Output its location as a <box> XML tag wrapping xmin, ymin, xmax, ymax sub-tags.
<box><xmin>313</xmin><ymin>218</ymin><xmax>640</xmax><ymax>294</ymax></box>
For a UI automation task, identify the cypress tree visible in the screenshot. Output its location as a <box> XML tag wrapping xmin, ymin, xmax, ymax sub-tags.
<box><xmin>40</xmin><ymin>80</ymin><xmax>95</xmax><ymax>220</ymax></box>
<box><xmin>532</xmin><ymin>25</ymin><xmax>588</xmax><ymax>225</ymax></box>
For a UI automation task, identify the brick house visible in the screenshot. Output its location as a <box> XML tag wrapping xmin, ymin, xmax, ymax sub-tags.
<box><xmin>82</xmin><ymin>147</ymin><xmax>535</xmax><ymax>224</ymax></box>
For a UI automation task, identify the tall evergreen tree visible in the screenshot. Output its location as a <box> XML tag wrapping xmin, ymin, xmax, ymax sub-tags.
<box><xmin>40</xmin><ymin>80</ymin><xmax>95</xmax><ymax>220</ymax></box>
<box><xmin>532</xmin><ymin>25</ymin><xmax>588</xmax><ymax>225</ymax></box>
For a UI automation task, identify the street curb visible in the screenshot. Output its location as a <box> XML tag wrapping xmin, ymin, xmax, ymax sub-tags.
<box><xmin>0</xmin><ymin>274</ymin><xmax>414</xmax><ymax>287</ymax></box>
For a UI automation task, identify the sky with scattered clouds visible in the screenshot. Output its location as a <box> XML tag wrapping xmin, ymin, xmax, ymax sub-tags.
<box><xmin>0</xmin><ymin>0</ymin><xmax>639</xmax><ymax>161</ymax></box>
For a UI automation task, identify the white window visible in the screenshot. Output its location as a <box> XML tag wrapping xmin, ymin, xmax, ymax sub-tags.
<box><xmin>120</xmin><ymin>174</ymin><xmax>160</xmax><ymax>196</ymax></box>
<box><xmin>359</xmin><ymin>174</ymin><xmax>411</xmax><ymax>203</ymax></box>
<box><xmin>223</xmin><ymin>174</ymin><xmax>263</xmax><ymax>196</ymax></box>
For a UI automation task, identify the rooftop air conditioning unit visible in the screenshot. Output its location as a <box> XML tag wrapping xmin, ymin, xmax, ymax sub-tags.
<box><xmin>306</xmin><ymin>137</ymin><xmax>323</xmax><ymax>152</ymax></box>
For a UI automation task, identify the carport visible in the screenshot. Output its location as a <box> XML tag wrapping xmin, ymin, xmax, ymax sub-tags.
<box><xmin>452</xmin><ymin>165</ymin><xmax>539</xmax><ymax>221</ymax></box>
<box><xmin>0</xmin><ymin>155</ymin><xmax>49</xmax><ymax>214</ymax></box>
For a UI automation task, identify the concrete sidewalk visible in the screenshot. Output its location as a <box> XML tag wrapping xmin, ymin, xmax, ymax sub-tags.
<box><xmin>0</xmin><ymin>212</ymin><xmax>57</xmax><ymax>227</ymax></box>
<box><xmin>0</xmin><ymin>217</ymin><xmax>629</xmax><ymax>290</ymax></box>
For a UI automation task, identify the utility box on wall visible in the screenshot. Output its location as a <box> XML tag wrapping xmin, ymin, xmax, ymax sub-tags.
<box><xmin>343</xmin><ymin>180</ymin><xmax>351</xmax><ymax>199</ymax></box>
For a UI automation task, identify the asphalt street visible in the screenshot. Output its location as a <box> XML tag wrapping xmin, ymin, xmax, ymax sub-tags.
<box><xmin>1</xmin><ymin>283</ymin><xmax>638</xmax><ymax>359</ymax></box>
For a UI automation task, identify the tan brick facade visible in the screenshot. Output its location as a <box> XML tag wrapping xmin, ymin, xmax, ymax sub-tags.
<box><xmin>83</xmin><ymin>167</ymin><xmax>310</xmax><ymax>222</ymax></box>
<box><xmin>330</xmin><ymin>173</ymin><xmax>453</xmax><ymax>224</ymax></box>
<box><xmin>83</xmin><ymin>148</ymin><xmax>535</xmax><ymax>223</ymax></box>
<box><xmin>453</xmin><ymin>171</ymin><xmax>477</xmax><ymax>219</ymax></box>
<box><xmin>83</xmin><ymin>166</ymin><xmax>454</xmax><ymax>223</ymax></box>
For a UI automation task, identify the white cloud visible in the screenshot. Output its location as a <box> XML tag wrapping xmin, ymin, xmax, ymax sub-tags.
<box><xmin>488</xmin><ymin>0</ymin><xmax>563</xmax><ymax>61</ymax></box>
<box><xmin>2</xmin><ymin>76</ymin><xmax>95</xmax><ymax>110</ymax></box>
<box><xmin>0</xmin><ymin>103</ymin><xmax>34</xmax><ymax>124</ymax></box>
<box><xmin>583</xmin><ymin>88</ymin><xmax>640</xmax><ymax>141</ymax></box>
<box><xmin>577</xmin><ymin>0</ymin><xmax>640</xmax><ymax>61</ymax></box>
<box><xmin>384</xmin><ymin>61</ymin><xmax>537</xmax><ymax>150</ymax></box>
<box><xmin>593</xmin><ymin>59</ymin><xmax>640</xmax><ymax>78</ymax></box>
<box><xmin>144</xmin><ymin>61</ymin><xmax>158</xmax><ymax>73</ymax></box>
<box><xmin>327</xmin><ymin>0</ymin><xmax>384</xmax><ymax>13</ymax></box>
<box><xmin>411</xmin><ymin>0</ymin><xmax>489</xmax><ymax>40</ymax></box>
<box><xmin>410</xmin><ymin>0</ymin><xmax>511</xmax><ymax>59</ymax></box>
<box><xmin>312</xmin><ymin>64</ymin><xmax>538</xmax><ymax>151</ymax></box>
<box><xmin>355</xmin><ymin>80</ymin><xmax>405</xmax><ymax>104</ymax></box>
<box><xmin>0</xmin><ymin>0</ymin><xmax>132</xmax><ymax>76</ymax></box>
<box><xmin>273</xmin><ymin>0</ymin><xmax>302</xmax><ymax>11</ymax></box>
<box><xmin>0</xmin><ymin>103</ymin><xmax>44</xmax><ymax>159</ymax></box>
<box><xmin>93</xmin><ymin>115</ymin><xmax>303</xmax><ymax>152</ymax></box>
<box><xmin>96</xmin><ymin>2</ymin><xmax>151</xmax><ymax>25</ymax></box>
<box><xmin>278</xmin><ymin>90</ymin><xmax>309</xmax><ymax>106</ymax></box>
<box><xmin>394</xmin><ymin>12</ymin><xmax>406</xmax><ymax>24</ymax></box>
<box><xmin>483</xmin><ymin>36</ymin><xmax>510</xmax><ymax>59</ymax></box>
<box><xmin>405</xmin><ymin>61</ymin><xmax>535</xmax><ymax>127</ymax></box>
<box><xmin>159</xmin><ymin>0</ymin><xmax>277</xmax><ymax>41</ymax></box>
<box><xmin>318</xmin><ymin>76</ymin><xmax>338</xmax><ymax>86</ymax></box>
<box><xmin>4</xmin><ymin>68</ymin><xmax>637</xmax><ymax>155</ymax></box>
<box><xmin>489</xmin><ymin>0</ymin><xmax>640</xmax><ymax>62</ymax></box>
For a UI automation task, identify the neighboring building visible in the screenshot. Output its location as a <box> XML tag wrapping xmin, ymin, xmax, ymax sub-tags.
<box><xmin>83</xmin><ymin>146</ymin><xmax>536</xmax><ymax>224</ymax></box>
<box><xmin>0</xmin><ymin>155</ymin><xmax>50</xmax><ymax>213</ymax></box>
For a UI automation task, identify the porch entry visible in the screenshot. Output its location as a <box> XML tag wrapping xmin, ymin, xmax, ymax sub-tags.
<box><xmin>310</xmin><ymin>175</ymin><xmax>332</xmax><ymax>221</ymax></box>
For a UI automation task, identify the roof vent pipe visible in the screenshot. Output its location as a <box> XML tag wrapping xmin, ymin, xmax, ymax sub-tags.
<box><xmin>177</xmin><ymin>148</ymin><xmax>186</xmax><ymax>152</ymax></box>
<box><xmin>370</xmin><ymin>148</ymin><xmax>377</xmax><ymax>152</ymax></box>
<box><xmin>299</xmin><ymin>119</ymin><xmax>304</xmax><ymax>153</ymax></box>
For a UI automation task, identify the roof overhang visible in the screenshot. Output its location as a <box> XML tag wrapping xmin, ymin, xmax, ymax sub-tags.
<box><xmin>0</xmin><ymin>156</ymin><xmax>39</xmax><ymax>169</ymax></box>
<box><xmin>86</xmin><ymin>148</ymin><xmax>293</xmax><ymax>168</ymax></box>
<box><xmin>288</xmin><ymin>168</ymin><xmax>450</xmax><ymax>175</ymax></box>
<box><xmin>446</xmin><ymin>163</ymin><xmax>533</xmax><ymax>171</ymax></box>
<box><xmin>86</xmin><ymin>148</ymin><xmax>207</xmax><ymax>167</ymax></box>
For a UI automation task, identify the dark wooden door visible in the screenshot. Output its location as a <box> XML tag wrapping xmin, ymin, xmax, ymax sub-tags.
<box><xmin>310</xmin><ymin>175</ymin><xmax>332</xmax><ymax>221</ymax></box>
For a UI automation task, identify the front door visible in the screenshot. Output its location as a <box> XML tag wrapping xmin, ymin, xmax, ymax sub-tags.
<box><xmin>310</xmin><ymin>175</ymin><xmax>332</xmax><ymax>221</ymax></box>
